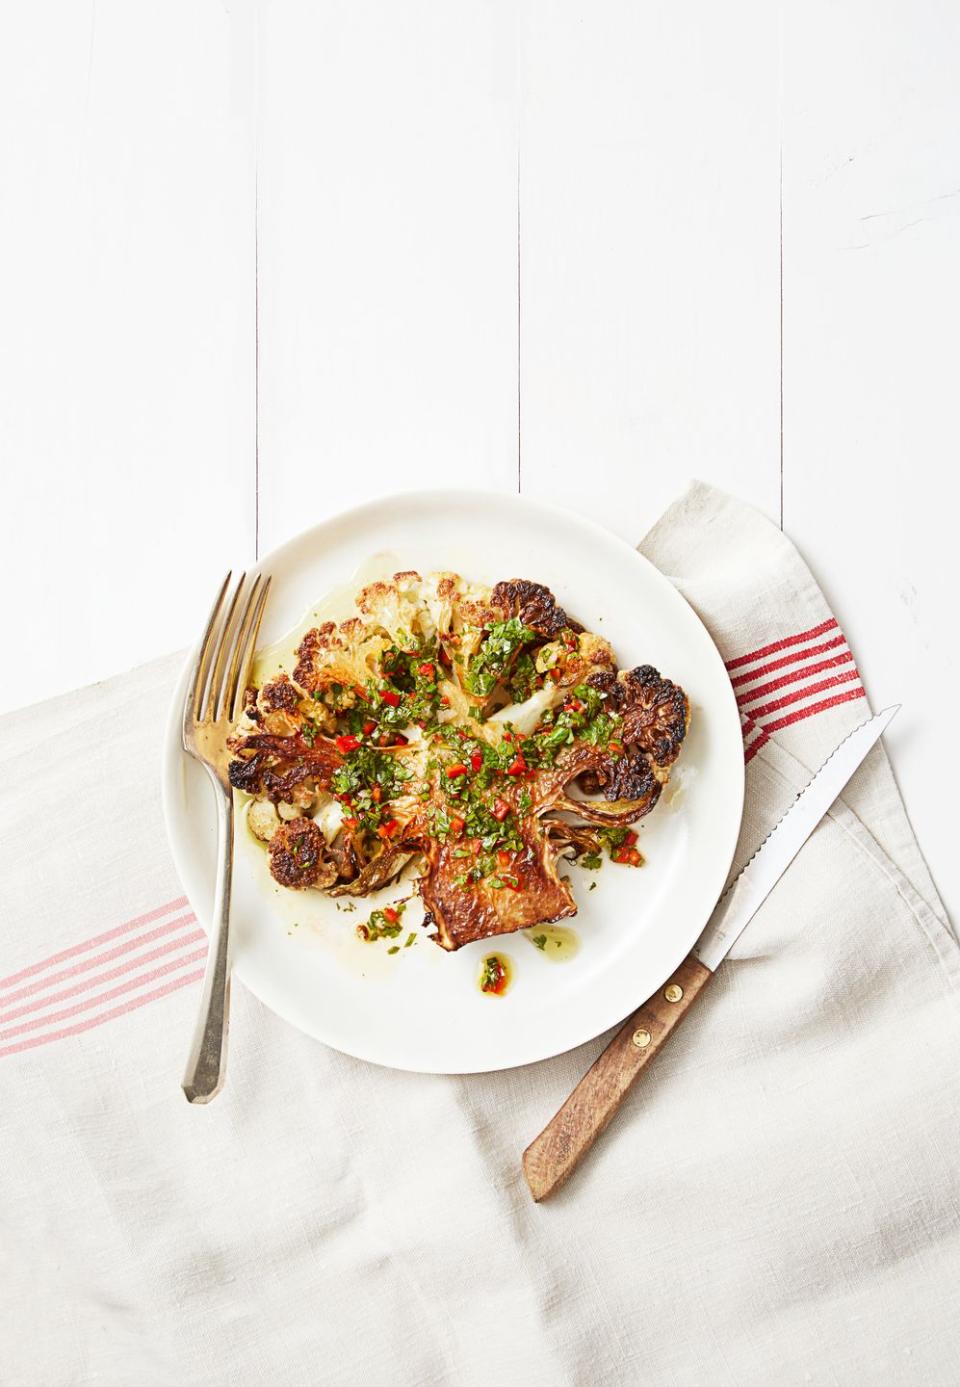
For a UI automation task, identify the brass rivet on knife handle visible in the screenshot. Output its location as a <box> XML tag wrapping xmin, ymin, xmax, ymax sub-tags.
<box><xmin>522</xmin><ymin>953</ymin><xmax>713</xmax><ymax>1202</ymax></box>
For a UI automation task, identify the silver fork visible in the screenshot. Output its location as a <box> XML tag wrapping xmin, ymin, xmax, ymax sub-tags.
<box><xmin>180</xmin><ymin>570</ymin><xmax>271</xmax><ymax>1103</ymax></box>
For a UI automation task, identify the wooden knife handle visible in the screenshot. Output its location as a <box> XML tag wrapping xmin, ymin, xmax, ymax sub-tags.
<box><xmin>522</xmin><ymin>952</ymin><xmax>713</xmax><ymax>1201</ymax></box>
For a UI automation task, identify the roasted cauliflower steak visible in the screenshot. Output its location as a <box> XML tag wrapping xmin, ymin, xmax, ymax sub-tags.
<box><xmin>227</xmin><ymin>570</ymin><xmax>689</xmax><ymax>951</ymax></box>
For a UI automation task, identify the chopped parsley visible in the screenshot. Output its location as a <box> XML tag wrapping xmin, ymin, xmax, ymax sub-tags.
<box><xmin>465</xmin><ymin>619</ymin><xmax>536</xmax><ymax>697</ymax></box>
<box><xmin>598</xmin><ymin>826</ymin><xmax>631</xmax><ymax>856</ymax></box>
<box><xmin>356</xmin><ymin>902</ymin><xmax>406</xmax><ymax>943</ymax></box>
<box><xmin>507</xmin><ymin>652</ymin><xmax>539</xmax><ymax>701</ymax></box>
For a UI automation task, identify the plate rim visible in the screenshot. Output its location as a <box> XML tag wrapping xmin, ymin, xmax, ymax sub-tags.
<box><xmin>161</xmin><ymin>487</ymin><xmax>744</xmax><ymax>1073</ymax></box>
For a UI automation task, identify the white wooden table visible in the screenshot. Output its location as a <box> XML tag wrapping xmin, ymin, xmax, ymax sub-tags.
<box><xmin>2</xmin><ymin>2</ymin><xmax>955</xmax><ymax>919</ymax></box>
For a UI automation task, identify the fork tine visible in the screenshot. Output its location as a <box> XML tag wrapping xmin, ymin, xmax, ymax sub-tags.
<box><xmin>183</xmin><ymin>572</ymin><xmax>232</xmax><ymax>740</ymax></box>
<box><xmin>229</xmin><ymin>576</ymin><xmax>272</xmax><ymax>723</ymax></box>
<box><xmin>204</xmin><ymin>572</ymin><xmax>246</xmax><ymax>721</ymax></box>
<box><xmin>220</xmin><ymin>573</ymin><xmax>263</xmax><ymax>721</ymax></box>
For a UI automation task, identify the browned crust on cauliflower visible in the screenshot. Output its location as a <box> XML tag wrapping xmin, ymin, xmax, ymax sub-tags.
<box><xmin>292</xmin><ymin>623</ymin><xmax>341</xmax><ymax>692</ymax></box>
<box><xmin>490</xmin><ymin>579</ymin><xmax>570</xmax><ymax>638</ymax></box>
<box><xmin>268</xmin><ymin>818</ymin><xmax>336</xmax><ymax>890</ymax></box>
<box><xmin>421</xmin><ymin>816</ymin><xmax>576</xmax><ymax>951</ymax></box>
<box><xmin>260</xmin><ymin>674</ymin><xmax>301</xmax><ymax>714</ymax></box>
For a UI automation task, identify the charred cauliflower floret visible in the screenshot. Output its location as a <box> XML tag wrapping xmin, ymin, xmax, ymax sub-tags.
<box><xmin>535</xmin><ymin>630</ymin><xmax>616</xmax><ymax>688</ymax></box>
<box><xmin>293</xmin><ymin>620</ymin><xmax>388</xmax><ymax>700</ymax></box>
<box><xmin>228</xmin><ymin>571</ymin><xmax>690</xmax><ymax>948</ymax></box>
<box><xmin>490</xmin><ymin>579</ymin><xmax>572</xmax><ymax>639</ymax></box>
<box><xmin>428</xmin><ymin>572</ymin><xmax>500</xmax><ymax>664</ymax></box>
<box><xmin>356</xmin><ymin>570</ymin><xmax>432</xmax><ymax>645</ymax></box>
<box><xmin>268</xmin><ymin>818</ymin><xmax>337</xmax><ymax>890</ymax></box>
<box><xmin>616</xmin><ymin>664</ymin><xmax>689</xmax><ymax>774</ymax></box>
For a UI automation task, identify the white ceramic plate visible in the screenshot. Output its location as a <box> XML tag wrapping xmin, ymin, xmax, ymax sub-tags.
<box><xmin>162</xmin><ymin>490</ymin><xmax>743</xmax><ymax>1073</ymax></box>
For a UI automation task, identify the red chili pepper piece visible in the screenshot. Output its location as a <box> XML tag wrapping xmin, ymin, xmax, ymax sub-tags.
<box><xmin>383</xmin><ymin>906</ymin><xmax>399</xmax><ymax>924</ymax></box>
<box><xmin>343</xmin><ymin>816</ymin><xmax>359</xmax><ymax>829</ymax></box>
<box><xmin>335</xmin><ymin>734</ymin><xmax>360</xmax><ymax>754</ymax></box>
<box><xmin>506</xmin><ymin>756</ymin><xmax>527</xmax><ymax>776</ymax></box>
<box><xmin>470</xmin><ymin>751</ymin><xmax>483</xmax><ymax>772</ymax></box>
<box><xmin>353</xmin><ymin>685</ymin><xmax>368</xmax><ymax>701</ymax></box>
<box><xmin>492</xmin><ymin>798</ymin><xmax>510</xmax><ymax>822</ymax></box>
<box><xmin>440</xmin><ymin>695</ymin><xmax>451</xmax><ymax>707</ymax></box>
<box><xmin>418</xmin><ymin>662</ymin><xmax>435</xmax><ymax>678</ymax></box>
<box><xmin>614</xmin><ymin>846</ymin><xmax>642</xmax><ymax>867</ymax></box>
<box><xmin>624</xmin><ymin>829</ymin><xmax>638</xmax><ymax>847</ymax></box>
<box><xmin>380</xmin><ymin>689</ymin><xmax>401</xmax><ymax>708</ymax></box>
<box><xmin>502</xmin><ymin>731</ymin><xmax>512</xmax><ymax>742</ymax></box>
<box><xmin>446</xmin><ymin>763</ymin><xmax>468</xmax><ymax>779</ymax></box>
<box><xmin>449</xmin><ymin>816</ymin><xmax>466</xmax><ymax>836</ymax></box>
<box><xmin>392</xmin><ymin>733</ymin><xmax>408</xmax><ymax>746</ymax></box>
<box><xmin>496</xmin><ymin>849</ymin><xmax>512</xmax><ymax>870</ymax></box>
<box><xmin>377</xmin><ymin>819</ymin><xmax>399</xmax><ymax>839</ymax></box>
<box><xmin>371</xmin><ymin>785</ymin><xmax>382</xmax><ymax>803</ymax></box>
<box><xmin>362</xmin><ymin>719</ymin><xmax>377</xmax><ymax>736</ymax></box>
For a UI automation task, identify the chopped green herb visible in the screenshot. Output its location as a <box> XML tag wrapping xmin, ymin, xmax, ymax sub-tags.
<box><xmin>356</xmin><ymin>902</ymin><xmax>406</xmax><ymax>942</ymax></box>
<box><xmin>465</xmin><ymin>619</ymin><xmax>536</xmax><ymax>697</ymax></box>
<box><xmin>598</xmin><ymin>825</ymin><xmax>631</xmax><ymax>858</ymax></box>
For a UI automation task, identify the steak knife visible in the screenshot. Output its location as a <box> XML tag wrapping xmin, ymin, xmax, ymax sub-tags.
<box><xmin>522</xmin><ymin>704</ymin><xmax>899</xmax><ymax>1202</ymax></box>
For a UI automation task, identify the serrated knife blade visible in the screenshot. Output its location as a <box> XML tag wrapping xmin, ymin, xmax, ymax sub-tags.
<box><xmin>693</xmin><ymin>703</ymin><xmax>900</xmax><ymax>971</ymax></box>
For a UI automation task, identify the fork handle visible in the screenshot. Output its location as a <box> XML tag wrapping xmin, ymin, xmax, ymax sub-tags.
<box><xmin>522</xmin><ymin>953</ymin><xmax>713</xmax><ymax>1200</ymax></box>
<box><xmin>181</xmin><ymin>782</ymin><xmax>234</xmax><ymax>1103</ymax></box>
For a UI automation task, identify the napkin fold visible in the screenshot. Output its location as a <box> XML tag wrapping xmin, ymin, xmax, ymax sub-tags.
<box><xmin>2</xmin><ymin>483</ymin><xmax>958</xmax><ymax>1387</ymax></box>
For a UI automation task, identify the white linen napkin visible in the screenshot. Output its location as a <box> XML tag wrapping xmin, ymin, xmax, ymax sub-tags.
<box><xmin>2</xmin><ymin>483</ymin><xmax>958</xmax><ymax>1387</ymax></box>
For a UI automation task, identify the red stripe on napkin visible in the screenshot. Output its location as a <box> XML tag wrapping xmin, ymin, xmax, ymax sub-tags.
<box><xmin>0</xmin><ymin>929</ymin><xmax>206</xmax><ymax>1025</ymax></box>
<box><xmin>729</xmin><ymin>633</ymin><xmax>848</xmax><ymax>687</ymax></box>
<box><xmin>725</xmin><ymin>619</ymin><xmax>839</xmax><ymax>672</ymax></box>
<box><xmin>763</xmin><ymin>686</ymin><xmax>867</xmax><ymax>732</ymax></box>
<box><xmin>0</xmin><ymin>896</ymin><xmax>190</xmax><ymax>991</ymax></box>
<box><xmin>0</xmin><ymin>912</ymin><xmax>198</xmax><ymax>1005</ymax></box>
<box><xmin>741</xmin><ymin>712</ymin><xmax>770</xmax><ymax>764</ymax></box>
<box><xmin>746</xmin><ymin>669</ymin><xmax>861</xmax><ymax>720</ymax></box>
<box><xmin>737</xmin><ymin>652</ymin><xmax>855</xmax><ymax>706</ymax></box>
<box><xmin>0</xmin><ymin>898</ymin><xmax>204</xmax><ymax>1061</ymax></box>
<box><xmin>731</xmin><ymin>619</ymin><xmax>867</xmax><ymax>761</ymax></box>
<box><xmin>0</xmin><ymin>947</ymin><xmax>208</xmax><ymax>1043</ymax></box>
<box><xmin>0</xmin><ymin>969</ymin><xmax>205</xmax><ymax>1060</ymax></box>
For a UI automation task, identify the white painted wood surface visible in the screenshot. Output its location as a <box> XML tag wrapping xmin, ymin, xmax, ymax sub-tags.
<box><xmin>2</xmin><ymin>2</ymin><xmax>956</xmax><ymax>918</ymax></box>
